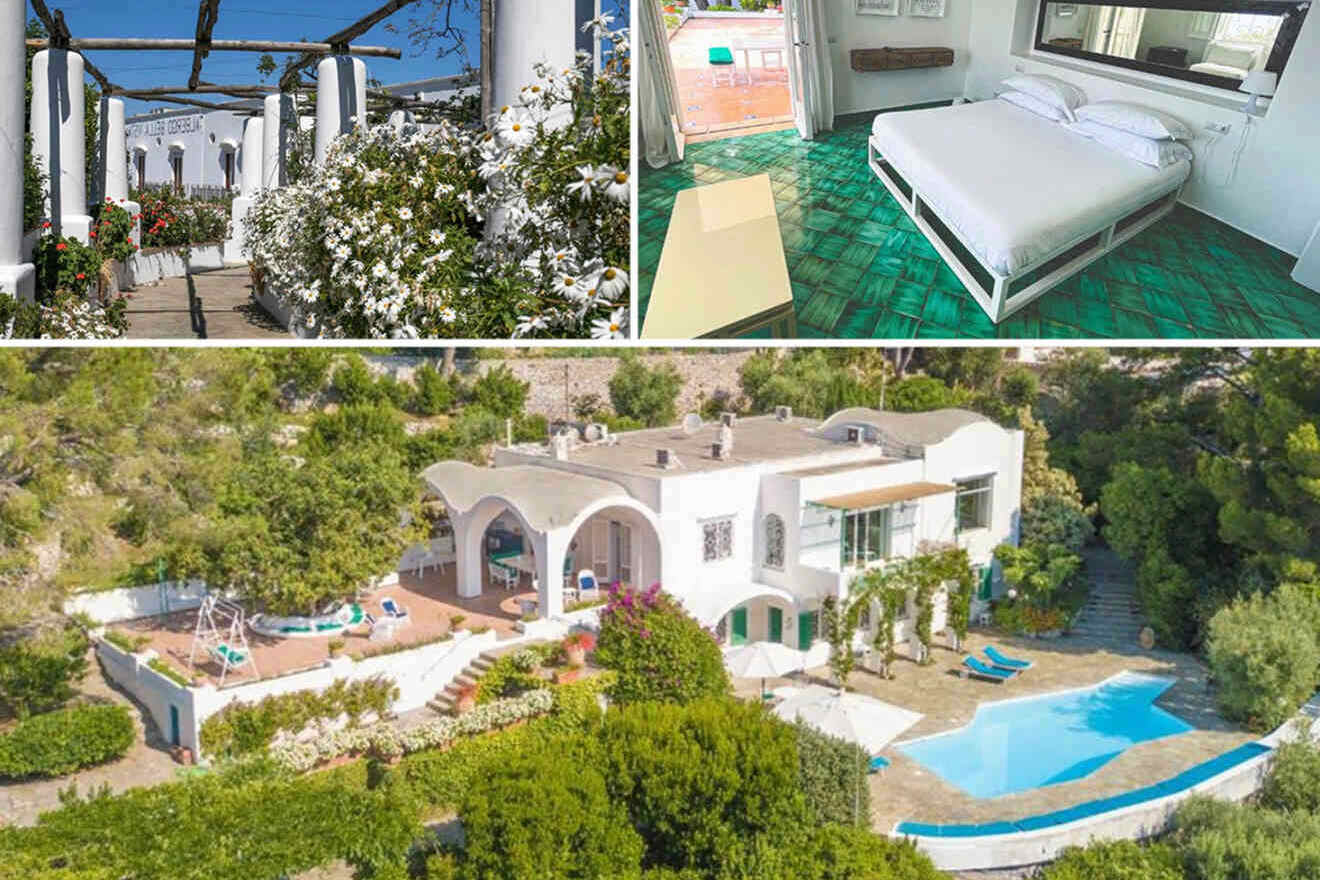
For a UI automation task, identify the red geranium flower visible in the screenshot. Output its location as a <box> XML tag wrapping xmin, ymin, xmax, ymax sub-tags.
<box><xmin>42</xmin><ymin>220</ymin><xmax>51</xmax><ymax>229</ymax></box>
<box><xmin>56</xmin><ymin>242</ymin><xmax>67</xmax><ymax>251</ymax></box>
<box><xmin>76</xmin><ymin>272</ymin><xmax>85</xmax><ymax>280</ymax></box>
<box><xmin>89</xmin><ymin>230</ymin><xmax>97</xmax><ymax>238</ymax></box>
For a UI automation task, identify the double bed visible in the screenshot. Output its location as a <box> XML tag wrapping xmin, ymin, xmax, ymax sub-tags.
<box><xmin>867</xmin><ymin>99</ymin><xmax>1191</xmax><ymax>323</ymax></box>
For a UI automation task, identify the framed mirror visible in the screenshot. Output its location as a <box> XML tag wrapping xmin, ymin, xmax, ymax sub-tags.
<box><xmin>1034</xmin><ymin>1</ymin><xmax>1310</xmax><ymax>92</ymax></box>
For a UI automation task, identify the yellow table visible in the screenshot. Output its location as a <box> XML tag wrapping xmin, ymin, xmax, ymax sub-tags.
<box><xmin>642</xmin><ymin>174</ymin><xmax>797</xmax><ymax>339</ymax></box>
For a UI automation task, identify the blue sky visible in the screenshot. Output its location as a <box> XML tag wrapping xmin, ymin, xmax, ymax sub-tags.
<box><xmin>29</xmin><ymin>0</ymin><xmax>484</xmax><ymax>115</ymax></box>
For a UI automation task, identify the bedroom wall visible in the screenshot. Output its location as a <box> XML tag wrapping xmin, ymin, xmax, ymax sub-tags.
<box><xmin>824</xmin><ymin>0</ymin><xmax>973</xmax><ymax>115</ymax></box>
<box><xmin>964</xmin><ymin>0</ymin><xmax>1320</xmax><ymax>257</ymax></box>
<box><xmin>1134</xmin><ymin>9</ymin><xmax>1212</xmax><ymax>65</ymax></box>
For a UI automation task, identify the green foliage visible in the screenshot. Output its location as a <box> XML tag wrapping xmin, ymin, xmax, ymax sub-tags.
<box><xmin>146</xmin><ymin>657</ymin><xmax>194</xmax><ymax>687</ymax></box>
<box><xmin>1020</xmin><ymin>408</ymin><xmax>1094</xmax><ymax>552</ymax></box>
<box><xmin>597</xmin><ymin>698</ymin><xmax>807</xmax><ymax>874</ymax></box>
<box><xmin>1172</xmin><ymin>795</ymin><xmax>1320</xmax><ymax>880</ymax></box>
<box><xmin>269</xmin><ymin>348</ymin><xmax>335</xmax><ymax>395</ymax></box>
<box><xmin>0</xmin><ymin>758</ymin><xmax>421</xmax><ymax>879</ymax></box>
<box><xmin>199</xmin><ymin>676</ymin><xmax>398</xmax><ymax>759</ymax></box>
<box><xmin>794</xmin><ymin>824</ymin><xmax>946</xmax><ymax>880</ymax></box>
<box><xmin>992</xmin><ymin>600</ymin><xmax>1069</xmax><ymax>635</ymax></box>
<box><xmin>469</xmin><ymin>364</ymin><xmax>529</xmax><ymax>418</ymax></box>
<box><xmin>1259</xmin><ymin>736</ymin><xmax>1320</xmax><ymax>813</ymax></box>
<box><xmin>0</xmin><ymin>704</ymin><xmax>133</xmax><ymax>779</ymax></box>
<box><xmin>609</xmin><ymin>353</ymin><xmax>684</xmax><ymax>427</ymax></box>
<box><xmin>88</xmin><ymin>200</ymin><xmax>137</xmax><ymax>264</ymax></box>
<box><xmin>1205</xmin><ymin>583</ymin><xmax>1320</xmax><ymax>731</ymax></box>
<box><xmin>134</xmin><ymin>189</ymin><xmax>231</xmax><ymax>247</ymax></box>
<box><xmin>0</xmin><ymin>626</ymin><xmax>89</xmax><ymax>719</ymax></box>
<box><xmin>738</xmin><ymin>350</ymin><xmax>887</xmax><ymax>418</ymax></box>
<box><xmin>850</xmin><ymin>546</ymin><xmax>975</xmax><ymax>661</ymax></box>
<box><xmin>888</xmin><ymin>375</ymin><xmax>972</xmax><ymax>413</ymax></box>
<box><xmin>792</xmin><ymin>720</ymin><xmax>871</xmax><ymax>828</ymax></box>
<box><xmin>819</xmin><ymin>595</ymin><xmax>857</xmax><ymax>685</ymax></box>
<box><xmin>474</xmin><ymin>646</ymin><xmax>551</xmax><ymax>704</ymax></box>
<box><xmin>22</xmin><ymin>132</ymin><xmax>44</xmax><ymax>234</ymax></box>
<box><xmin>332</xmin><ymin>353</ymin><xmax>378</xmax><ymax>404</ymax></box>
<box><xmin>995</xmin><ymin>541</ymin><xmax>1082</xmax><ymax>608</ymax></box>
<box><xmin>1033</xmin><ymin>840</ymin><xmax>1184</xmax><ymax>880</ymax></box>
<box><xmin>594</xmin><ymin>585</ymin><xmax>730</xmax><ymax>705</ymax></box>
<box><xmin>411</xmin><ymin>362</ymin><xmax>455</xmax><ymax>415</ymax></box>
<box><xmin>456</xmin><ymin>750</ymin><xmax>645</xmax><ymax>880</ymax></box>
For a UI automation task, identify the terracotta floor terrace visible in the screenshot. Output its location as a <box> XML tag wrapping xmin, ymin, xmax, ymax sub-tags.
<box><xmin>668</xmin><ymin>17</ymin><xmax>792</xmax><ymax>135</ymax></box>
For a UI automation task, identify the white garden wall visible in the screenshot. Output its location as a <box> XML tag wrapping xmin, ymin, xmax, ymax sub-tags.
<box><xmin>64</xmin><ymin>580</ymin><xmax>207</xmax><ymax>623</ymax></box>
<box><xmin>96</xmin><ymin>638</ymin><xmax>201</xmax><ymax>753</ymax></box>
<box><xmin>121</xmin><ymin>243</ymin><xmax>224</xmax><ymax>287</ymax></box>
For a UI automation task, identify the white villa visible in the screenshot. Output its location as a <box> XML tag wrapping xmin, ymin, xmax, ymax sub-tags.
<box><xmin>421</xmin><ymin>406</ymin><xmax>1025</xmax><ymax>661</ymax></box>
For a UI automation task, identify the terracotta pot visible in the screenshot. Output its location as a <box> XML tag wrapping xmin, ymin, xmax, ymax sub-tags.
<box><xmin>455</xmin><ymin>694</ymin><xmax>476</xmax><ymax>715</ymax></box>
<box><xmin>565</xmin><ymin>646</ymin><xmax>586</xmax><ymax>666</ymax></box>
<box><xmin>556</xmin><ymin>667</ymin><xmax>582</xmax><ymax>685</ymax></box>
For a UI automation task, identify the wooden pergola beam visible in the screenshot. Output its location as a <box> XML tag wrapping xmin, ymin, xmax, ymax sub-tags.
<box><xmin>107</xmin><ymin>84</ymin><xmax>278</xmax><ymax>97</ymax></box>
<box><xmin>25</xmin><ymin>38</ymin><xmax>402</xmax><ymax>58</ymax></box>
<box><xmin>279</xmin><ymin>0</ymin><xmax>419</xmax><ymax>90</ymax></box>
<box><xmin>115</xmin><ymin>93</ymin><xmax>236</xmax><ymax>111</ymax></box>
<box><xmin>28</xmin><ymin>0</ymin><xmax>120</xmax><ymax>92</ymax></box>
<box><xmin>188</xmin><ymin>0</ymin><xmax>223</xmax><ymax>90</ymax></box>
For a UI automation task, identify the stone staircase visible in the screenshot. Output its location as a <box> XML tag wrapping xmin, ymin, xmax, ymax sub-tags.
<box><xmin>1070</xmin><ymin>547</ymin><xmax>1145</xmax><ymax>646</ymax></box>
<box><xmin>425</xmin><ymin>641</ymin><xmax>547</xmax><ymax>716</ymax></box>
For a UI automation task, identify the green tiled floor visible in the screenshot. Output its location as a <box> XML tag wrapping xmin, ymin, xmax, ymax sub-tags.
<box><xmin>638</xmin><ymin>111</ymin><xmax>1319</xmax><ymax>339</ymax></box>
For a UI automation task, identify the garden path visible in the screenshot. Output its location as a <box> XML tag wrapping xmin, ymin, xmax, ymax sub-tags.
<box><xmin>0</xmin><ymin>649</ymin><xmax>180</xmax><ymax>827</ymax></box>
<box><xmin>121</xmin><ymin>266</ymin><xmax>286</xmax><ymax>339</ymax></box>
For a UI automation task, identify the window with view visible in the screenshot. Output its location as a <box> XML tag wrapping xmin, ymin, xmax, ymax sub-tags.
<box><xmin>702</xmin><ymin>517</ymin><xmax>734</xmax><ymax>563</ymax></box>
<box><xmin>841</xmin><ymin>506</ymin><xmax>893</xmax><ymax>568</ymax></box>
<box><xmin>956</xmin><ymin>476</ymin><xmax>994</xmax><ymax>531</ymax></box>
<box><xmin>1035</xmin><ymin>2</ymin><xmax>1307</xmax><ymax>92</ymax></box>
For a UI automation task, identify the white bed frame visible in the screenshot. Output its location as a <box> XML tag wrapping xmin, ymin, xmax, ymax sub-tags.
<box><xmin>866</xmin><ymin>136</ymin><xmax>1185</xmax><ymax>324</ymax></box>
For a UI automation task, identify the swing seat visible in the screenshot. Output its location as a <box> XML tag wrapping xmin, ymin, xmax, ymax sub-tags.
<box><xmin>212</xmin><ymin>643</ymin><xmax>248</xmax><ymax>667</ymax></box>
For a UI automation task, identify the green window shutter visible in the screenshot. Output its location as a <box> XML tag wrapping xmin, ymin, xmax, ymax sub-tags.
<box><xmin>731</xmin><ymin>607</ymin><xmax>748</xmax><ymax>646</ymax></box>
<box><xmin>978</xmin><ymin>565</ymin><xmax>994</xmax><ymax>600</ymax></box>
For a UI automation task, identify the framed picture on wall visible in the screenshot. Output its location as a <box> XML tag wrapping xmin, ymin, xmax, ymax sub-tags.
<box><xmin>857</xmin><ymin>0</ymin><xmax>901</xmax><ymax>16</ymax></box>
<box><xmin>908</xmin><ymin>0</ymin><xmax>946</xmax><ymax>17</ymax></box>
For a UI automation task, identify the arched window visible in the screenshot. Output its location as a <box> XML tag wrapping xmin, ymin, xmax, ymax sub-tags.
<box><xmin>764</xmin><ymin>514</ymin><xmax>785</xmax><ymax>569</ymax></box>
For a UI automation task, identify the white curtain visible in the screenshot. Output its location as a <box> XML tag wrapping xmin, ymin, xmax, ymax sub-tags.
<box><xmin>638</xmin><ymin>0</ymin><xmax>683</xmax><ymax>169</ymax></box>
<box><xmin>786</xmin><ymin>0</ymin><xmax>835</xmax><ymax>139</ymax></box>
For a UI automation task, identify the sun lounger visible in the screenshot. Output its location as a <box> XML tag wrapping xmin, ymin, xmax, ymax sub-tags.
<box><xmin>381</xmin><ymin>597</ymin><xmax>409</xmax><ymax>619</ymax></box>
<box><xmin>962</xmin><ymin>655</ymin><xmax>1019</xmax><ymax>682</ymax></box>
<box><xmin>984</xmin><ymin>645</ymin><xmax>1033</xmax><ymax>670</ymax></box>
<box><xmin>869</xmin><ymin>756</ymin><xmax>891</xmax><ymax>774</ymax></box>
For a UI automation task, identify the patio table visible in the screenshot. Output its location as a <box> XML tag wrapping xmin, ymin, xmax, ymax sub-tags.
<box><xmin>731</xmin><ymin>40</ymin><xmax>786</xmax><ymax>85</ymax></box>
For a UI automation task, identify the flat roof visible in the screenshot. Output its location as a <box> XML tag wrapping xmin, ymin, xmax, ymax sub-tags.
<box><xmin>784</xmin><ymin>458</ymin><xmax>900</xmax><ymax>478</ymax></box>
<box><xmin>809</xmin><ymin>482</ymin><xmax>956</xmax><ymax>510</ymax></box>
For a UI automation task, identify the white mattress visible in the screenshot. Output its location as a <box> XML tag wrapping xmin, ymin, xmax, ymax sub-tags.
<box><xmin>869</xmin><ymin>100</ymin><xmax>1191</xmax><ymax>276</ymax></box>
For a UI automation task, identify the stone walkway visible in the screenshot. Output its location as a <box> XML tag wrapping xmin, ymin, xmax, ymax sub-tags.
<box><xmin>121</xmin><ymin>266</ymin><xmax>286</xmax><ymax>339</ymax></box>
<box><xmin>0</xmin><ymin>650</ymin><xmax>180</xmax><ymax>827</ymax></box>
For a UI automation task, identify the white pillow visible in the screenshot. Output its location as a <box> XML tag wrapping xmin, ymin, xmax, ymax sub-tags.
<box><xmin>1066</xmin><ymin>120</ymin><xmax>1194</xmax><ymax>168</ymax></box>
<box><xmin>1076</xmin><ymin>101</ymin><xmax>1192</xmax><ymax>141</ymax></box>
<box><xmin>998</xmin><ymin>90</ymin><xmax>1070</xmax><ymax>122</ymax></box>
<box><xmin>1204</xmin><ymin>41</ymin><xmax>1258</xmax><ymax>71</ymax></box>
<box><xmin>1002</xmin><ymin>74</ymin><xmax>1087</xmax><ymax>121</ymax></box>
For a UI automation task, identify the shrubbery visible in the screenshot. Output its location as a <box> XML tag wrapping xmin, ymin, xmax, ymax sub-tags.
<box><xmin>0</xmin><ymin>704</ymin><xmax>134</xmax><ymax>779</ymax></box>
<box><xmin>1205</xmin><ymin>583</ymin><xmax>1320</xmax><ymax>731</ymax></box>
<box><xmin>0</xmin><ymin>625</ymin><xmax>89</xmax><ymax>718</ymax></box>
<box><xmin>594</xmin><ymin>583</ymin><xmax>729</xmax><ymax>704</ymax></box>
<box><xmin>1033</xmin><ymin>840</ymin><xmax>1183</xmax><ymax>880</ymax></box>
<box><xmin>1258</xmin><ymin>734</ymin><xmax>1320</xmax><ymax>813</ymax></box>
<box><xmin>793</xmin><ymin>719</ymin><xmax>872</xmax><ymax>827</ymax></box>
<box><xmin>199</xmin><ymin>676</ymin><xmax>397</xmax><ymax>759</ymax></box>
<box><xmin>1172</xmin><ymin>795</ymin><xmax>1320</xmax><ymax>880</ymax></box>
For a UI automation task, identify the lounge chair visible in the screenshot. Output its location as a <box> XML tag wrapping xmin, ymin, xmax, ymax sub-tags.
<box><xmin>380</xmin><ymin>597</ymin><xmax>409</xmax><ymax>620</ymax></box>
<box><xmin>984</xmin><ymin>645</ymin><xmax>1033</xmax><ymax>670</ymax></box>
<box><xmin>869</xmin><ymin>756</ymin><xmax>891</xmax><ymax>774</ymax></box>
<box><xmin>961</xmin><ymin>655</ymin><xmax>1019</xmax><ymax>682</ymax></box>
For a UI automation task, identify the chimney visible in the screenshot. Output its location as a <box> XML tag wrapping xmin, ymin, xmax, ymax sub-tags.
<box><xmin>718</xmin><ymin>424</ymin><xmax>734</xmax><ymax>455</ymax></box>
<box><xmin>775</xmin><ymin>405</ymin><xmax>792</xmax><ymax>422</ymax></box>
<box><xmin>656</xmin><ymin>448</ymin><xmax>674</xmax><ymax>469</ymax></box>
<box><xmin>711</xmin><ymin>442</ymin><xmax>728</xmax><ymax>460</ymax></box>
<box><xmin>720</xmin><ymin>412</ymin><xmax>737</xmax><ymax>427</ymax></box>
<box><xmin>552</xmin><ymin>432</ymin><xmax>570</xmax><ymax>461</ymax></box>
<box><xmin>846</xmin><ymin>425</ymin><xmax>865</xmax><ymax>445</ymax></box>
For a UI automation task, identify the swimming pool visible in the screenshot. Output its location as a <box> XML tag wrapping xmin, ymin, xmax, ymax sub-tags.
<box><xmin>895</xmin><ymin>671</ymin><xmax>1193</xmax><ymax>798</ymax></box>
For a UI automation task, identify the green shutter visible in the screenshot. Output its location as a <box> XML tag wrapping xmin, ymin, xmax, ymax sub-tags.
<box><xmin>797</xmin><ymin>612</ymin><xmax>815</xmax><ymax>650</ymax></box>
<box><xmin>731</xmin><ymin>607</ymin><xmax>748</xmax><ymax>646</ymax></box>
<box><xmin>768</xmin><ymin>607</ymin><xmax>783</xmax><ymax>643</ymax></box>
<box><xmin>978</xmin><ymin>565</ymin><xmax>994</xmax><ymax>600</ymax></box>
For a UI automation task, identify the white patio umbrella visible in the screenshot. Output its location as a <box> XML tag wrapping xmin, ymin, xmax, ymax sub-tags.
<box><xmin>723</xmin><ymin>641</ymin><xmax>805</xmax><ymax>697</ymax></box>
<box><xmin>772</xmin><ymin>684</ymin><xmax>924</xmax><ymax>755</ymax></box>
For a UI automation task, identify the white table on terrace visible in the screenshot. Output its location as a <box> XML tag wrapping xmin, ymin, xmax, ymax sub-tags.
<box><xmin>731</xmin><ymin>40</ymin><xmax>786</xmax><ymax>85</ymax></box>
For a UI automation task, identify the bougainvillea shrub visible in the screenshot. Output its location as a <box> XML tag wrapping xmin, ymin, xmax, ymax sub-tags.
<box><xmin>593</xmin><ymin>583</ymin><xmax>730</xmax><ymax>704</ymax></box>
<box><xmin>245</xmin><ymin>15</ymin><xmax>629</xmax><ymax>339</ymax></box>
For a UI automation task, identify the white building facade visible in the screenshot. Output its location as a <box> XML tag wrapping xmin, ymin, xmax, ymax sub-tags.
<box><xmin>422</xmin><ymin>407</ymin><xmax>1024</xmax><ymax>663</ymax></box>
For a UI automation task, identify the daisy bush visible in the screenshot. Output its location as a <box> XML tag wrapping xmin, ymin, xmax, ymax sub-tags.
<box><xmin>245</xmin><ymin>15</ymin><xmax>630</xmax><ymax>339</ymax></box>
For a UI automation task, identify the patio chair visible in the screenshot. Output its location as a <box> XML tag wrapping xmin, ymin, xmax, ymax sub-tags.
<box><xmin>578</xmin><ymin>569</ymin><xmax>598</xmax><ymax>595</ymax></box>
<box><xmin>708</xmin><ymin>46</ymin><xmax>736</xmax><ymax>87</ymax></box>
<box><xmin>381</xmin><ymin>597</ymin><xmax>409</xmax><ymax>620</ymax></box>
<box><xmin>868</xmin><ymin>756</ymin><xmax>890</xmax><ymax>774</ymax></box>
<box><xmin>488</xmin><ymin>559</ymin><xmax>520</xmax><ymax>591</ymax></box>
<box><xmin>984</xmin><ymin>645</ymin><xmax>1033</xmax><ymax>671</ymax></box>
<box><xmin>961</xmin><ymin>655</ymin><xmax>1019</xmax><ymax>683</ymax></box>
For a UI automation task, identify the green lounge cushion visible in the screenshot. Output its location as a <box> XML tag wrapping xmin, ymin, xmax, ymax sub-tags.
<box><xmin>709</xmin><ymin>47</ymin><xmax>734</xmax><ymax>65</ymax></box>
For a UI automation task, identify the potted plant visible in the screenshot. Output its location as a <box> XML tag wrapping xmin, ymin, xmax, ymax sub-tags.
<box><xmin>450</xmin><ymin>614</ymin><xmax>467</xmax><ymax>629</ymax></box>
<box><xmin>328</xmin><ymin>637</ymin><xmax>346</xmax><ymax>658</ymax></box>
<box><xmin>454</xmin><ymin>683</ymin><xmax>477</xmax><ymax>715</ymax></box>
<box><xmin>562</xmin><ymin>631</ymin><xmax>596</xmax><ymax>667</ymax></box>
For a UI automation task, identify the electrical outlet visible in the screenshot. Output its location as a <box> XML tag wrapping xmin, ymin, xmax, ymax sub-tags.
<box><xmin>1204</xmin><ymin>121</ymin><xmax>1231</xmax><ymax>134</ymax></box>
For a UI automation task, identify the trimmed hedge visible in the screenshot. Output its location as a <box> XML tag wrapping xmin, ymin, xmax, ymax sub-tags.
<box><xmin>199</xmin><ymin>675</ymin><xmax>397</xmax><ymax>759</ymax></box>
<box><xmin>794</xmin><ymin>718</ymin><xmax>872</xmax><ymax>827</ymax></box>
<box><xmin>0</xmin><ymin>704</ymin><xmax>134</xmax><ymax>780</ymax></box>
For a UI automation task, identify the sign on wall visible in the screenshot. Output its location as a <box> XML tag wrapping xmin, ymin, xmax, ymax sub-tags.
<box><xmin>908</xmin><ymin>0</ymin><xmax>946</xmax><ymax>17</ymax></box>
<box><xmin>125</xmin><ymin>115</ymin><xmax>204</xmax><ymax>139</ymax></box>
<box><xmin>857</xmin><ymin>0</ymin><xmax>900</xmax><ymax>16</ymax></box>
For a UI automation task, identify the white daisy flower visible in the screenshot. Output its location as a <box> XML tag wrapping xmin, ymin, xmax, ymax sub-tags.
<box><xmin>603</xmin><ymin>168</ymin><xmax>629</xmax><ymax>203</ymax></box>
<box><xmin>566</xmin><ymin>165</ymin><xmax>596</xmax><ymax>202</ymax></box>
<box><xmin>398</xmin><ymin>206</ymin><xmax>413</xmax><ymax>220</ymax></box>
<box><xmin>439</xmin><ymin>307</ymin><xmax>457</xmax><ymax>324</ymax></box>
<box><xmin>497</xmin><ymin>113</ymin><xmax>535</xmax><ymax>148</ymax></box>
<box><xmin>551</xmin><ymin>274</ymin><xmax>586</xmax><ymax>300</ymax></box>
<box><xmin>595</xmin><ymin>266</ymin><xmax>629</xmax><ymax>299</ymax></box>
<box><xmin>590</xmin><ymin>307</ymin><xmax>627</xmax><ymax>339</ymax></box>
<box><xmin>429</xmin><ymin>230</ymin><xmax>447</xmax><ymax>246</ymax></box>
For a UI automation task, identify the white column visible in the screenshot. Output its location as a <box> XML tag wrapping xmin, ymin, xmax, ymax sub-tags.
<box><xmin>97</xmin><ymin>97</ymin><xmax>139</xmax><ymax>248</ymax></box>
<box><xmin>261</xmin><ymin>93</ymin><xmax>294</xmax><ymax>190</ymax></box>
<box><xmin>314</xmin><ymin>55</ymin><xmax>367</xmax><ymax>164</ymax></box>
<box><xmin>224</xmin><ymin>116</ymin><xmax>265</xmax><ymax>263</ymax></box>
<box><xmin>30</xmin><ymin>49</ymin><xmax>92</xmax><ymax>243</ymax></box>
<box><xmin>454</xmin><ymin>510</ymin><xmax>485</xmax><ymax>600</ymax></box>
<box><xmin>491</xmin><ymin>0</ymin><xmax>575</xmax><ymax>115</ymax></box>
<box><xmin>535</xmin><ymin>530</ymin><xmax>569</xmax><ymax>619</ymax></box>
<box><xmin>0</xmin><ymin>0</ymin><xmax>34</xmax><ymax>301</ymax></box>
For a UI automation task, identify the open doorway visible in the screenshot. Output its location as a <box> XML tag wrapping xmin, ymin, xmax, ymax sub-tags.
<box><xmin>660</xmin><ymin>2</ymin><xmax>794</xmax><ymax>141</ymax></box>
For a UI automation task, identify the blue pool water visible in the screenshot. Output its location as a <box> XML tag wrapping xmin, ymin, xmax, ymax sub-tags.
<box><xmin>895</xmin><ymin>672</ymin><xmax>1193</xmax><ymax>798</ymax></box>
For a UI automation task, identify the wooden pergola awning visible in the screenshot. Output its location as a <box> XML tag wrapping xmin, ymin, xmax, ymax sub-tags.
<box><xmin>809</xmin><ymin>482</ymin><xmax>955</xmax><ymax>511</ymax></box>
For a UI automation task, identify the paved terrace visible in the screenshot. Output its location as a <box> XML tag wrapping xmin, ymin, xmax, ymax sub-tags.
<box><xmin>111</xmin><ymin>566</ymin><xmax>537</xmax><ymax>686</ymax></box>
<box><xmin>668</xmin><ymin>17</ymin><xmax>792</xmax><ymax>136</ymax></box>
